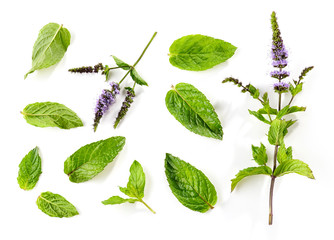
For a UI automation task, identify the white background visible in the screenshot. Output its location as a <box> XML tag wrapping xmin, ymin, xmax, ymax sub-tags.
<box><xmin>1</xmin><ymin>0</ymin><xmax>333</xmax><ymax>239</ymax></box>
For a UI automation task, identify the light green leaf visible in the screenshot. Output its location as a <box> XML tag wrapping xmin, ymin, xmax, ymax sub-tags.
<box><xmin>21</xmin><ymin>102</ymin><xmax>83</xmax><ymax>129</ymax></box>
<box><xmin>119</xmin><ymin>160</ymin><xmax>145</xmax><ymax>199</ymax></box>
<box><xmin>231</xmin><ymin>166</ymin><xmax>272</xmax><ymax>192</ymax></box>
<box><xmin>268</xmin><ymin>119</ymin><xmax>288</xmax><ymax>145</ymax></box>
<box><xmin>274</xmin><ymin>159</ymin><xmax>315</xmax><ymax>179</ymax></box>
<box><xmin>257</xmin><ymin>107</ymin><xmax>278</xmax><ymax>115</ymax></box>
<box><xmin>169</xmin><ymin>34</ymin><xmax>237</xmax><ymax>71</ymax></box>
<box><xmin>25</xmin><ymin>23</ymin><xmax>71</xmax><ymax>79</ymax></box>
<box><xmin>165</xmin><ymin>83</ymin><xmax>223</xmax><ymax>140</ymax></box>
<box><xmin>36</xmin><ymin>191</ymin><xmax>78</xmax><ymax>218</ymax></box>
<box><xmin>165</xmin><ymin>153</ymin><xmax>217</xmax><ymax>213</ymax></box>
<box><xmin>130</xmin><ymin>68</ymin><xmax>148</xmax><ymax>86</ymax></box>
<box><xmin>112</xmin><ymin>56</ymin><xmax>131</xmax><ymax>70</ymax></box>
<box><xmin>289</xmin><ymin>83</ymin><xmax>303</xmax><ymax>96</ymax></box>
<box><xmin>276</xmin><ymin>105</ymin><xmax>290</xmax><ymax>119</ymax></box>
<box><xmin>102</xmin><ymin>196</ymin><xmax>137</xmax><ymax>205</ymax></box>
<box><xmin>287</xmin><ymin>106</ymin><xmax>306</xmax><ymax>114</ymax></box>
<box><xmin>64</xmin><ymin>136</ymin><xmax>126</xmax><ymax>183</ymax></box>
<box><xmin>17</xmin><ymin>147</ymin><xmax>42</xmax><ymax>190</ymax></box>
<box><xmin>251</xmin><ymin>143</ymin><xmax>268</xmax><ymax>165</ymax></box>
<box><xmin>248</xmin><ymin>110</ymin><xmax>271</xmax><ymax>124</ymax></box>
<box><xmin>277</xmin><ymin>144</ymin><xmax>293</xmax><ymax>163</ymax></box>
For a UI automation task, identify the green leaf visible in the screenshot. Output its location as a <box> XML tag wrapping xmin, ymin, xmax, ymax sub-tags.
<box><xmin>17</xmin><ymin>147</ymin><xmax>42</xmax><ymax>190</ymax></box>
<box><xmin>274</xmin><ymin>159</ymin><xmax>315</xmax><ymax>179</ymax></box>
<box><xmin>36</xmin><ymin>191</ymin><xmax>78</xmax><ymax>218</ymax></box>
<box><xmin>64</xmin><ymin>136</ymin><xmax>126</xmax><ymax>183</ymax></box>
<box><xmin>277</xmin><ymin>144</ymin><xmax>293</xmax><ymax>164</ymax></box>
<box><xmin>231</xmin><ymin>166</ymin><xmax>272</xmax><ymax>192</ymax></box>
<box><xmin>102</xmin><ymin>196</ymin><xmax>137</xmax><ymax>205</ymax></box>
<box><xmin>287</xmin><ymin>106</ymin><xmax>306</xmax><ymax>114</ymax></box>
<box><xmin>169</xmin><ymin>34</ymin><xmax>237</xmax><ymax>71</ymax></box>
<box><xmin>119</xmin><ymin>160</ymin><xmax>145</xmax><ymax>199</ymax></box>
<box><xmin>112</xmin><ymin>56</ymin><xmax>131</xmax><ymax>70</ymax></box>
<box><xmin>130</xmin><ymin>68</ymin><xmax>148</xmax><ymax>86</ymax></box>
<box><xmin>276</xmin><ymin>105</ymin><xmax>290</xmax><ymax>119</ymax></box>
<box><xmin>289</xmin><ymin>83</ymin><xmax>303</xmax><ymax>96</ymax></box>
<box><xmin>268</xmin><ymin>119</ymin><xmax>287</xmax><ymax>145</ymax></box>
<box><xmin>21</xmin><ymin>102</ymin><xmax>83</xmax><ymax>129</ymax></box>
<box><xmin>251</xmin><ymin>143</ymin><xmax>268</xmax><ymax>165</ymax></box>
<box><xmin>25</xmin><ymin>23</ymin><xmax>71</xmax><ymax>79</ymax></box>
<box><xmin>165</xmin><ymin>83</ymin><xmax>223</xmax><ymax>140</ymax></box>
<box><xmin>248</xmin><ymin>110</ymin><xmax>271</xmax><ymax>124</ymax></box>
<box><xmin>257</xmin><ymin>107</ymin><xmax>278</xmax><ymax>115</ymax></box>
<box><xmin>165</xmin><ymin>153</ymin><xmax>217</xmax><ymax>213</ymax></box>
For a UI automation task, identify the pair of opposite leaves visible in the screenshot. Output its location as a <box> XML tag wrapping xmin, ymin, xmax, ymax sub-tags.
<box><xmin>18</xmin><ymin>137</ymin><xmax>217</xmax><ymax>217</ymax></box>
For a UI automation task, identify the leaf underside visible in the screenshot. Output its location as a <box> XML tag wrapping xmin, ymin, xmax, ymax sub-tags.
<box><xmin>165</xmin><ymin>153</ymin><xmax>217</xmax><ymax>213</ymax></box>
<box><xmin>64</xmin><ymin>136</ymin><xmax>126</xmax><ymax>183</ymax></box>
<box><xmin>165</xmin><ymin>83</ymin><xmax>223</xmax><ymax>140</ymax></box>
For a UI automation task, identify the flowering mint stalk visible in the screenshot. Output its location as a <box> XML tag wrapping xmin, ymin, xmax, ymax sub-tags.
<box><xmin>222</xmin><ymin>12</ymin><xmax>314</xmax><ymax>225</ymax></box>
<box><xmin>114</xmin><ymin>86</ymin><xmax>135</xmax><ymax>128</ymax></box>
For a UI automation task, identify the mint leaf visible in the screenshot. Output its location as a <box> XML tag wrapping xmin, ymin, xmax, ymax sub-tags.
<box><xmin>287</xmin><ymin>106</ymin><xmax>306</xmax><ymax>114</ymax></box>
<box><xmin>25</xmin><ymin>23</ymin><xmax>71</xmax><ymax>79</ymax></box>
<box><xmin>169</xmin><ymin>34</ymin><xmax>237</xmax><ymax>71</ymax></box>
<box><xmin>36</xmin><ymin>191</ymin><xmax>78</xmax><ymax>218</ymax></box>
<box><xmin>277</xmin><ymin>144</ymin><xmax>293</xmax><ymax>163</ymax></box>
<box><xmin>251</xmin><ymin>143</ymin><xmax>268</xmax><ymax>165</ymax></box>
<box><xmin>21</xmin><ymin>102</ymin><xmax>83</xmax><ymax>129</ymax></box>
<box><xmin>274</xmin><ymin>159</ymin><xmax>315</xmax><ymax>179</ymax></box>
<box><xmin>276</xmin><ymin>105</ymin><xmax>290</xmax><ymax>119</ymax></box>
<box><xmin>17</xmin><ymin>147</ymin><xmax>42</xmax><ymax>190</ymax></box>
<box><xmin>102</xmin><ymin>196</ymin><xmax>137</xmax><ymax>205</ymax></box>
<box><xmin>165</xmin><ymin>83</ymin><xmax>223</xmax><ymax>140</ymax></box>
<box><xmin>248</xmin><ymin>110</ymin><xmax>271</xmax><ymax>124</ymax></box>
<box><xmin>102</xmin><ymin>160</ymin><xmax>155</xmax><ymax>213</ymax></box>
<box><xmin>268</xmin><ymin>119</ymin><xmax>288</xmax><ymax>145</ymax></box>
<box><xmin>64</xmin><ymin>136</ymin><xmax>126</xmax><ymax>183</ymax></box>
<box><xmin>231</xmin><ymin>166</ymin><xmax>272</xmax><ymax>192</ymax></box>
<box><xmin>165</xmin><ymin>153</ymin><xmax>217</xmax><ymax>213</ymax></box>
<box><xmin>130</xmin><ymin>68</ymin><xmax>148</xmax><ymax>86</ymax></box>
<box><xmin>112</xmin><ymin>56</ymin><xmax>131</xmax><ymax>70</ymax></box>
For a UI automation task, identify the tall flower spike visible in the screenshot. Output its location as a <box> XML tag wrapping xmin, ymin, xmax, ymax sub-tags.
<box><xmin>69</xmin><ymin>63</ymin><xmax>104</xmax><ymax>73</ymax></box>
<box><xmin>114</xmin><ymin>87</ymin><xmax>135</xmax><ymax>128</ymax></box>
<box><xmin>93</xmin><ymin>82</ymin><xmax>120</xmax><ymax>131</ymax></box>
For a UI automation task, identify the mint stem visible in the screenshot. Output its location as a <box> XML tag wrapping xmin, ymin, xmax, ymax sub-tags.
<box><xmin>139</xmin><ymin>199</ymin><xmax>156</xmax><ymax>214</ymax></box>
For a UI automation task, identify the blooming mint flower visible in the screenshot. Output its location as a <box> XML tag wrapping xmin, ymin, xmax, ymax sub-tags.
<box><xmin>272</xmin><ymin>59</ymin><xmax>288</xmax><ymax>68</ymax></box>
<box><xmin>271</xmin><ymin>12</ymin><xmax>288</xmax><ymax>69</ymax></box>
<box><xmin>270</xmin><ymin>70</ymin><xmax>290</xmax><ymax>79</ymax></box>
<box><xmin>93</xmin><ymin>82</ymin><xmax>120</xmax><ymax>131</ymax></box>
<box><xmin>274</xmin><ymin>82</ymin><xmax>290</xmax><ymax>93</ymax></box>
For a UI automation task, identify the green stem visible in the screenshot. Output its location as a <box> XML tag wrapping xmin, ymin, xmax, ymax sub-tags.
<box><xmin>139</xmin><ymin>199</ymin><xmax>156</xmax><ymax>214</ymax></box>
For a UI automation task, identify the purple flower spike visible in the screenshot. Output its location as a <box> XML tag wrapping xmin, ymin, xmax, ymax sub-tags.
<box><xmin>271</xmin><ymin>70</ymin><xmax>290</xmax><ymax>79</ymax></box>
<box><xmin>93</xmin><ymin>82</ymin><xmax>120</xmax><ymax>131</ymax></box>
<box><xmin>274</xmin><ymin>82</ymin><xmax>290</xmax><ymax>92</ymax></box>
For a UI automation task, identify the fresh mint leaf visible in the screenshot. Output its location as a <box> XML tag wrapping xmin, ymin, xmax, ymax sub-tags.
<box><xmin>21</xmin><ymin>102</ymin><xmax>83</xmax><ymax>129</ymax></box>
<box><xmin>112</xmin><ymin>56</ymin><xmax>131</xmax><ymax>70</ymax></box>
<box><xmin>102</xmin><ymin>196</ymin><xmax>137</xmax><ymax>205</ymax></box>
<box><xmin>277</xmin><ymin>144</ymin><xmax>293</xmax><ymax>163</ymax></box>
<box><xmin>64</xmin><ymin>136</ymin><xmax>126</xmax><ymax>183</ymax></box>
<box><xmin>17</xmin><ymin>147</ymin><xmax>42</xmax><ymax>190</ymax></box>
<box><xmin>165</xmin><ymin>153</ymin><xmax>217</xmax><ymax>213</ymax></box>
<box><xmin>251</xmin><ymin>143</ymin><xmax>268</xmax><ymax>165</ymax></box>
<box><xmin>274</xmin><ymin>159</ymin><xmax>315</xmax><ymax>179</ymax></box>
<box><xmin>36</xmin><ymin>191</ymin><xmax>78</xmax><ymax>218</ymax></box>
<box><xmin>257</xmin><ymin>107</ymin><xmax>278</xmax><ymax>115</ymax></box>
<box><xmin>287</xmin><ymin>106</ymin><xmax>306</xmax><ymax>114</ymax></box>
<box><xmin>268</xmin><ymin>119</ymin><xmax>287</xmax><ymax>145</ymax></box>
<box><xmin>289</xmin><ymin>83</ymin><xmax>303</xmax><ymax>96</ymax></box>
<box><xmin>165</xmin><ymin>83</ymin><xmax>223</xmax><ymax>140</ymax></box>
<box><xmin>276</xmin><ymin>105</ymin><xmax>290</xmax><ymax>119</ymax></box>
<box><xmin>169</xmin><ymin>34</ymin><xmax>237</xmax><ymax>71</ymax></box>
<box><xmin>130</xmin><ymin>68</ymin><xmax>148</xmax><ymax>86</ymax></box>
<box><xmin>25</xmin><ymin>23</ymin><xmax>71</xmax><ymax>79</ymax></box>
<box><xmin>102</xmin><ymin>160</ymin><xmax>155</xmax><ymax>213</ymax></box>
<box><xmin>231</xmin><ymin>166</ymin><xmax>272</xmax><ymax>192</ymax></box>
<box><xmin>248</xmin><ymin>110</ymin><xmax>271</xmax><ymax>124</ymax></box>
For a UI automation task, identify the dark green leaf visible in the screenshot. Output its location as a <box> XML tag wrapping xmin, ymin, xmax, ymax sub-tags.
<box><xmin>166</xmin><ymin>83</ymin><xmax>223</xmax><ymax>140</ymax></box>
<box><xmin>231</xmin><ymin>166</ymin><xmax>272</xmax><ymax>191</ymax></box>
<box><xmin>17</xmin><ymin>147</ymin><xmax>42</xmax><ymax>190</ymax></box>
<box><xmin>268</xmin><ymin>119</ymin><xmax>287</xmax><ymax>145</ymax></box>
<box><xmin>130</xmin><ymin>68</ymin><xmax>148</xmax><ymax>86</ymax></box>
<box><xmin>25</xmin><ymin>23</ymin><xmax>71</xmax><ymax>79</ymax></box>
<box><xmin>36</xmin><ymin>191</ymin><xmax>78</xmax><ymax>218</ymax></box>
<box><xmin>102</xmin><ymin>196</ymin><xmax>137</xmax><ymax>205</ymax></box>
<box><xmin>274</xmin><ymin>159</ymin><xmax>315</xmax><ymax>179</ymax></box>
<box><xmin>119</xmin><ymin>160</ymin><xmax>145</xmax><ymax>199</ymax></box>
<box><xmin>251</xmin><ymin>143</ymin><xmax>268</xmax><ymax>165</ymax></box>
<box><xmin>248</xmin><ymin>110</ymin><xmax>271</xmax><ymax>124</ymax></box>
<box><xmin>64</xmin><ymin>136</ymin><xmax>126</xmax><ymax>183</ymax></box>
<box><xmin>165</xmin><ymin>153</ymin><xmax>217</xmax><ymax>213</ymax></box>
<box><xmin>169</xmin><ymin>34</ymin><xmax>237</xmax><ymax>71</ymax></box>
<box><xmin>112</xmin><ymin>56</ymin><xmax>131</xmax><ymax>70</ymax></box>
<box><xmin>21</xmin><ymin>102</ymin><xmax>83</xmax><ymax>129</ymax></box>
